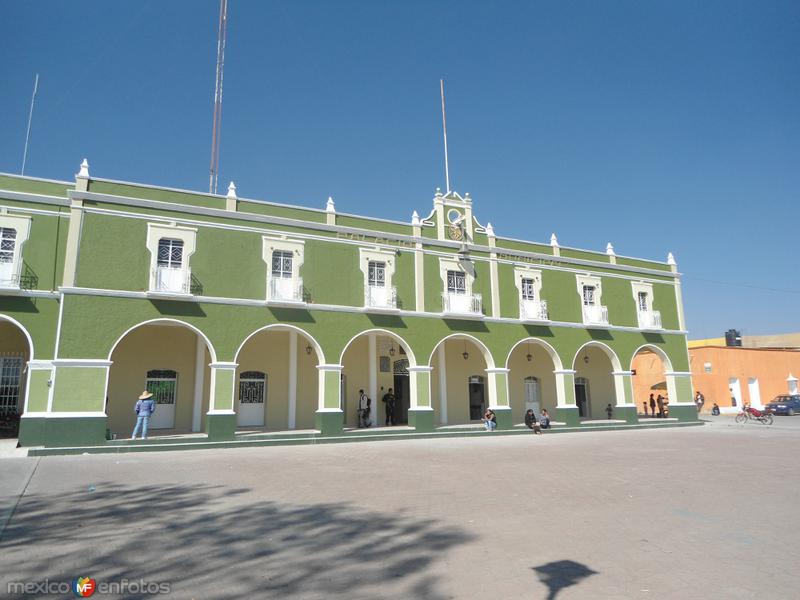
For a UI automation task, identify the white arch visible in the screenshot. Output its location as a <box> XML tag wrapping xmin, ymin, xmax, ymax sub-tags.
<box><xmin>107</xmin><ymin>318</ymin><xmax>218</xmax><ymax>363</ymax></box>
<box><xmin>339</xmin><ymin>328</ymin><xmax>416</xmax><ymax>367</ymax></box>
<box><xmin>0</xmin><ymin>314</ymin><xmax>35</xmax><ymax>359</ymax></box>
<box><xmin>235</xmin><ymin>323</ymin><xmax>325</xmax><ymax>364</ymax></box>
<box><xmin>629</xmin><ymin>344</ymin><xmax>674</xmax><ymax>373</ymax></box>
<box><xmin>505</xmin><ymin>337</ymin><xmax>564</xmax><ymax>371</ymax></box>
<box><xmin>428</xmin><ymin>333</ymin><xmax>495</xmax><ymax>369</ymax></box>
<box><xmin>572</xmin><ymin>341</ymin><xmax>622</xmax><ymax>372</ymax></box>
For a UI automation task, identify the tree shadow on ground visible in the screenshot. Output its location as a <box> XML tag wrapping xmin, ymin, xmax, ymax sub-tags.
<box><xmin>532</xmin><ymin>560</ymin><xmax>598</xmax><ymax>600</ymax></box>
<box><xmin>1</xmin><ymin>482</ymin><xmax>472</xmax><ymax>599</ymax></box>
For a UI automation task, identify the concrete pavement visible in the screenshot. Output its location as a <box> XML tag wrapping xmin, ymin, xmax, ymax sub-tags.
<box><xmin>1</xmin><ymin>416</ymin><xmax>798</xmax><ymax>599</ymax></box>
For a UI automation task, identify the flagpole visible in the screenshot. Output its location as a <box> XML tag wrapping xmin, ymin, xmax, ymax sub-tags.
<box><xmin>21</xmin><ymin>73</ymin><xmax>39</xmax><ymax>176</ymax></box>
<box><xmin>440</xmin><ymin>79</ymin><xmax>451</xmax><ymax>193</ymax></box>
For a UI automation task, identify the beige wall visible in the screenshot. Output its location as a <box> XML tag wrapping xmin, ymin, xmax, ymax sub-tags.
<box><xmin>0</xmin><ymin>321</ymin><xmax>31</xmax><ymax>413</ymax></box>
<box><xmin>236</xmin><ymin>329</ymin><xmax>320</xmax><ymax>430</ymax></box>
<box><xmin>107</xmin><ymin>324</ymin><xmax>211</xmax><ymax>435</ymax></box>
<box><xmin>431</xmin><ymin>338</ymin><xmax>490</xmax><ymax>424</ymax></box>
<box><xmin>508</xmin><ymin>343</ymin><xmax>558</xmax><ymax>424</ymax></box>
<box><xmin>574</xmin><ymin>345</ymin><xmax>616</xmax><ymax>420</ymax></box>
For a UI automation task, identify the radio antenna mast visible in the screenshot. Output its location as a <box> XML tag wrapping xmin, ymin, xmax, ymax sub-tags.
<box><xmin>440</xmin><ymin>79</ymin><xmax>451</xmax><ymax>193</ymax></box>
<box><xmin>209</xmin><ymin>0</ymin><xmax>229</xmax><ymax>194</ymax></box>
<box><xmin>21</xmin><ymin>73</ymin><xmax>39</xmax><ymax>176</ymax></box>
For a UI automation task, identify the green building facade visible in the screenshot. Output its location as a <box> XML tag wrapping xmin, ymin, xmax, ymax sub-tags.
<box><xmin>0</xmin><ymin>161</ymin><xmax>696</xmax><ymax>447</ymax></box>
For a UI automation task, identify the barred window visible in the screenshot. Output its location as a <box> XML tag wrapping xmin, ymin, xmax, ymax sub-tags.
<box><xmin>582</xmin><ymin>285</ymin><xmax>596</xmax><ymax>306</ymax></box>
<box><xmin>0</xmin><ymin>356</ymin><xmax>23</xmax><ymax>415</ymax></box>
<box><xmin>145</xmin><ymin>369</ymin><xmax>178</xmax><ymax>405</ymax></box>
<box><xmin>638</xmin><ymin>291</ymin><xmax>648</xmax><ymax>311</ymax></box>
<box><xmin>239</xmin><ymin>371</ymin><xmax>267</xmax><ymax>404</ymax></box>
<box><xmin>271</xmin><ymin>251</ymin><xmax>293</xmax><ymax>278</ymax></box>
<box><xmin>157</xmin><ymin>239</ymin><xmax>183</xmax><ymax>268</ymax></box>
<box><xmin>368</xmin><ymin>261</ymin><xmax>386</xmax><ymax>287</ymax></box>
<box><xmin>447</xmin><ymin>270</ymin><xmax>466</xmax><ymax>294</ymax></box>
<box><xmin>521</xmin><ymin>278</ymin><xmax>535</xmax><ymax>301</ymax></box>
<box><xmin>0</xmin><ymin>228</ymin><xmax>17</xmax><ymax>264</ymax></box>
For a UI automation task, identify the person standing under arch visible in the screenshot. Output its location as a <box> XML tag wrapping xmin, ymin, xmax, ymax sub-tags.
<box><xmin>131</xmin><ymin>390</ymin><xmax>156</xmax><ymax>440</ymax></box>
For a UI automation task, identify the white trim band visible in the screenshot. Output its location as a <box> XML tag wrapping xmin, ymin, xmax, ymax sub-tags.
<box><xmin>407</xmin><ymin>366</ymin><xmax>434</xmax><ymax>372</ymax></box>
<box><xmin>209</xmin><ymin>362</ymin><xmax>238</xmax><ymax>369</ymax></box>
<box><xmin>27</xmin><ymin>360</ymin><xmax>54</xmax><ymax>370</ymax></box>
<box><xmin>612</xmin><ymin>371</ymin><xmax>634</xmax><ymax>376</ymax></box>
<box><xmin>316</xmin><ymin>364</ymin><xmax>344</xmax><ymax>371</ymax></box>
<box><xmin>52</xmin><ymin>359</ymin><xmax>113</xmax><ymax>367</ymax></box>
<box><xmin>553</xmin><ymin>369</ymin><xmax>577</xmax><ymax>375</ymax></box>
<box><xmin>665</xmin><ymin>371</ymin><xmax>692</xmax><ymax>377</ymax></box>
<box><xmin>206</xmin><ymin>409</ymin><xmax>236</xmax><ymax>415</ymax></box>
<box><xmin>485</xmin><ymin>368</ymin><xmax>511</xmax><ymax>374</ymax></box>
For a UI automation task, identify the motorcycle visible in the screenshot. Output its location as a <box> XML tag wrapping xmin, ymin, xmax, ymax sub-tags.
<box><xmin>735</xmin><ymin>406</ymin><xmax>773</xmax><ymax>425</ymax></box>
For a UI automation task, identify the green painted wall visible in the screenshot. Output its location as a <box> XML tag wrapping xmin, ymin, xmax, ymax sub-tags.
<box><xmin>19</xmin><ymin>210</ymin><xmax>68</xmax><ymax>292</ymax></box>
<box><xmin>0</xmin><ymin>175</ymin><xmax>72</xmax><ymax>198</ymax></box>
<box><xmin>602</xmin><ymin>276</ymin><xmax>637</xmax><ymax>328</ymax></box>
<box><xmin>540</xmin><ymin>269</ymin><xmax>581</xmax><ymax>323</ymax></box>
<box><xmin>77</xmin><ymin>213</ymin><xmax>148</xmax><ymax>290</ymax></box>
<box><xmin>193</xmin><ymin>228</ymin><xmax>264</xmax><ymax>299</ymax></box>
<box><xmin>89</xmin><ymin>180</ymin><xmax>225</xmax><ymax>209</ymax></box>
<box><xmin>239</xmin><ymin>200</ymin><xmax>326</xmax><ymax>223</ymax></box>
<box><xmin>51</xmin><ymin>367</ymin><xmax>106</xmax><ymax>412</ymax></box>
<box><xmin>497</xmin><ymin>262</ymin><xmax>518</xmax><ymax>318</ymax></box>
<box><xmin>304</xmin><ymin>240</ymin><xmax>362</xmax><ymax>307</ymax></box>
<box><xmin>472</xmin><ymin>260</ymin><xmax>492</xmax><ymax>316</ymax></box>
<box><xmin>653</xmin><ymin>282</ymin><xmax>680</xmax><ymax>331</ymax></box>
<box><xmin>0</xmin><ymin>297</ymin><xmax>60</xmax><ymax>360</ymax></box>
<box><xmin>394</xmin><ymin>250</ymin><xmax>416</xmax><ymax>311</ymax></box>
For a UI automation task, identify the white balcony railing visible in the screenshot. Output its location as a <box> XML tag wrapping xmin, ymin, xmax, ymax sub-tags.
<box><xmin>0</xmin><ymin>262</ymin><xmax>20</xmax><ymax>290</ymax></box>
<box><xmin>638</xmin><ymin>309</ymin><xmax>662</xmax><ymax>330</ymax></box>
<box><xmin>442</xmin><ymin>292</ymin><xmax>482</xmax><ymax>316</ymax></box>
<box><xmin>582</xmin><ymin>304</ymin><xmax>609</xmax><ymax>326</ymax></box>
<box><xmin>268</xmin><ymin>276</ymin><xmax>304</xmax><ymax>303</ymax></box>
<box><xmin>151</xmin><ymin>265</ymin><xmax>191</xmax><ymax>295</ymax></box>
<box><xmin>520</xmin><ymin>299</ymin><xmax>549</xmax><ymax>322</ymax></box>
<box><xmin>365</xmin><ymin>285</ymin><xmax>397</xmax><ymax>310</ymax></box>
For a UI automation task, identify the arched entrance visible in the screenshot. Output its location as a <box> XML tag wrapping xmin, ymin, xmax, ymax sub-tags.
<box><xmin>573</xmin><ymin>342</ymin><xmax>623</xmax><ymax>420</ymax></box>
<box><xmin>506</xmin><ymin>338</ymin><xmax>562</xmax><ymax>424</ymax></box>
<box><xmin>234</xmin><ymin>325</ymin><xmax>323</xmax><ymax>430</ymax></box>
<box><xmin>631</xmin><ymin>345</ymin><xmax>675</xmax><ymax>417</ymax></box>
<box><xmin>339</xmin><ymin>330</ymin><xmax>416</xmax><ymax>428</ymax></box>
<box><xmin>0</xmin><ymin>316</ymin><xmax>33</xmax><ymax>437</ymax></box>
<box><xmin>106</xmin><ymin>320</ymin><xmax>215</xmax><ymax>437</ymax></box>
<box><xmin>429</xmin><ymin>334</ymin><xmax>494</xmax><ymax>425</ymax></box>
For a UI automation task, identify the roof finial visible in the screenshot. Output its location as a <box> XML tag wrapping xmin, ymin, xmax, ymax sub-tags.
<box><xmin>77</xmin><ymin>158</ymin><xmax>90</xmax><ymax>179</ymax></box>
<box><xmin>411</xmin><ymin>210</ymin><xmax>421</xmax><ymax>226</ymax></box>
<box><xmin>326</xmin><ymin>196</ymin><xmax>336</xmax><ymax>213</ymax></box>
<box><xmin>485</xmin><ymin>222</ymin><xmax>495</xmax><ymax>238</ymax></box>
<box><xmin>227</xmin><ymin>181</ymin><xmax>237</xmax><ymax>199</ymax></box>
<box><xmin>550</xmin><ymin>233</ymin><xmax>559</xmax><ymax>247</ymax></box>
<box><xmin>606</xmin><ymin>242</ymin><xmax>615</xmax><ymax>256</ymax></box>
<box><xmin>667</xmin><ymin>252</ymin><xmax>677</xmax><ymax>265</ymax></box>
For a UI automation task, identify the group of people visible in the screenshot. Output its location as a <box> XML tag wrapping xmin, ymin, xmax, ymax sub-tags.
<box><xmin>482</xmin><ymin>407</ymin><xmax>551</xmax><ymax>433</ymax></box>
<box><xmin>643</xmin><ymin>393</ymin><xmax>669</xmax><ymax>418</ymax></box>
<box><xmin>356</xmin><ymin>387</ymin><xmax>399</xmax><ymax>428</ymax></box>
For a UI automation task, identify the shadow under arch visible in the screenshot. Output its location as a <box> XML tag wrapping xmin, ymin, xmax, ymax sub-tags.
<box><xmin>0</xmin><ymin>313</ymin><xmax>35</xmax><ymax>359</ymax></box>
<box><xmin>629</xmin><ymin>343</ymin><xmax>674</xmax><ymax>373</ymax></box>
<box><xmin>571</xmin><ymin>340</ymin><xmax>622</xmax><ymax>372</ymax></box>
<box><xmin>428</xmin><ymin>333</ymin><xmax>496</xmax><ymax>369</ymax></box>
<box><xmin>504</xmin><ymin>337</ymin><xmax>564</xmax><ymax>371</ymax></box>
<box><xmin>107</xmin><ymin>318</ymin><xmax>218</xmax><ymax>363</ymax></box>
<box><xmin>338</xmin><ymin>328</ymin><xmax>417</xmax><ymax>368</ymax></box>
<box><xmin>235</xmin><ymin>323</ymin><xmax>325</xmax><ymax>365</ymax></box>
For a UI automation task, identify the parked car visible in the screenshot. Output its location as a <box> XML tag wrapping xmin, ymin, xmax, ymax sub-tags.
<box><xmin>765</xmin><ymin>395</ymin><xmax>800</xmax><ymax>416</ymax></box>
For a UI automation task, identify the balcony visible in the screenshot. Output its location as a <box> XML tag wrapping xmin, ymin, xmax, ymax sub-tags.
<box><xmin>149</xmin><ymin>265</ymin><xmax>191</xmax><ymax>297</ymax></box>
<box><xmin>0</xmin><ymin>263</ymin><xmax>20</xmax><ymax>292</ymax></box>
<box><xmin>638</xmin><ymin>309</ymin><xmax>663</xmax><ymax>330</ymax></box>
<box><xmin>268</xmin><ymin>276</ymin><xmax>304</xmax><ymax>305</ymax></box>
<box><xmin>442</xmin><ymin>292</ymin><xmax>482</xmax><ymax>318</ymax></box>
<box><xmin>519</xmin><ymin>299</ymin><xmax>549</xmax><ymax>322</ymax></box>
<box><xmin>364</xmin><ymin>285</ymin><xmax>398</xmax><ymax>311</ymax></box>
<box><xmin>582</xmin><ymin>304</ymin><xmax>609</xmax><ymax>327</ymax></box>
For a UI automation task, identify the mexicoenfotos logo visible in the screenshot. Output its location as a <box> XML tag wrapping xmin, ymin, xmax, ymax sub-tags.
<box><xmin>72</xmin><ymin>577</ymin><xmax>97</xmax><ymax>597</ymax></box>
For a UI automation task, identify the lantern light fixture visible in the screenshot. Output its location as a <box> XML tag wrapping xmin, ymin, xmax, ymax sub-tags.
<box><xmin>305</xmin><ymin>344</ymin><xmax>313</xmax><ymax>355</ymax></box>
<box><xmin>462</xmin><ymin>341</ymin><xmax>469</xmax><ymax>361</ymax></box>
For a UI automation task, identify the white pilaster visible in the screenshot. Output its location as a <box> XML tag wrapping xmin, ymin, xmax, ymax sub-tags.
<box><xmin>288</xmin><ymin>330</ymin><xmax>297</xmax><ymax>429</ymax></box>
<box><xmin>369</xmin><ymin>333</ymin><xmax>378</xmax><ymax>427</ymax></box>
<box><xmin>553</xmin><ymin>369</ymin><xmax>576</xmax><ymax>407</ymax></box>
<box><xmin>192</xmin><ymin>335</ymin><xmax>205</xmax><ymax>432</ymax></box>
<box><xmin>437</xmin><ymin>343</ymin><xmax>448</xmax><ymax>424</ymax></box>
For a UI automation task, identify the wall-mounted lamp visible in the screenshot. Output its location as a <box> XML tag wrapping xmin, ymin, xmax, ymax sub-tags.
<box><xmin>305</xmin><ymin>344</ymin><xmax>313</xmax><ymax>355</ymax></box>
<box><xmin>583</xmin><ymin>353</ymin><xmax>590</xmax><ymax>365</ymax></box>
<box><xmin>462</xmin><ymin>341</ymin><xmax>469</xmax><ymax>361</ymax></box>
<box><xmin>526</xmin><ymin>342</ymin><xmax>533</xmax><ymax>362</ymax></box>
<box><xmin>389</xmin><ymin>342</ymin><xmax>396</xmax><ymax>357</ymax></box>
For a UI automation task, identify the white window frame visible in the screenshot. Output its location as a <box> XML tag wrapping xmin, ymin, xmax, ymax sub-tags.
<box><xmin>447</xmin><ymin>270</ymin><xmax>467</xmax><ymax>294</ymax></box>
<box><xmin>576</xmin><ymin>274</ymin><xmax>602</xmax><ymax>306</ymax></box>
<box><xmin>0</xmin><ymin>214</ymin><xmax>32</xmax><ymax>289</ymax></box>
<box><xmin>262</xmin><ymin>235</ymin><xmax>304</xmax><ymax>302</ymax></box>
<box><xmin>368</xmin><ymin>260</ymin><xmax>386</xmax><ymax>287</ymax></box>
<box><xmin>438</xmin><ymin>257</ymin><xmax>474</xmax><ymax>296</ymax></box>
<box><xmin>271</xmin><ymin>250</ymin><xmax>294</xmax><ymax>279</ymax></box>
<box><xmin>157</xmin><ymin>238</ymin><xmax>184</xmax><ymax>268</ymax></box>
<box><xmin>146</xmin><ymin>223</ymin><xmax>197</xmax><ymax>295</ymax></box>
<box><xmin>359</xmin><ymin>248</ymin><xmax>395</xmax><ymax>289</ymax></box>
<box><xmin>631</xmin><ymin>282</ymin><xmax>654</xmax><ymax>312</ymax></box>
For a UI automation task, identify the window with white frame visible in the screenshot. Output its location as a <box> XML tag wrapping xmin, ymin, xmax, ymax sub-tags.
<box><xmin>0</xmin><ymin>228</ymin><xmax>16</xmax><ymax>264</ymax></box>
<box><xmin>0</xmin><ymin>215</ymin><xmax>31</xmax><ymax>289</ymax></box>
<box><xmin>145</xmin><ymin>370</ymin><xmax>178</xmax><ymax>405</ymax></box>
<box><xmin>637</xmin><ymin>291</ymin><xmax>648</xmax><ymax>311</ymax></box>
<box><xmin>271</xmin><ymin>250</ymin><xmax>293</xmax><ymax>279</ymax></box>
<box><xmin>447</xmin><ymin>270</ymin><xmax>467</xmax><ymax>294</ymax></box>
<box><xmin>521</xmin><ymin>277</ymin><xmax>536</xmax><ymax>301</ymax></box>
<box><xmin>582</xmin><ymin>285</ymin><xmax>596</xmax><ymax>306</ymax></box>
<box><xmin>157</xmin><ymin>238</ymin><xmax>184</xmax><ymax>268</ymax></box>
<box><xmin>368</xmin><ymin>261</ymin><xmax>386</xmax><ymax>287</ymax></box>
<box><xmin>239</xmin><ymin>371</ymin><xmax>267</xmax><ymax>404</ymax></box>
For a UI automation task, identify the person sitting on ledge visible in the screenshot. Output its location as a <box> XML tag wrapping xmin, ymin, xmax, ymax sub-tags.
<box><xmin>483</xmin><ymin>408</ymin><xmax>497</xmax><ymax>431</ymax></box>
<box><xmin>525</xmin><ymin>409</ymin><xmax>542</xmax><ymax>434</ymax></box>
<box><xmin>539</xmin><ymin>408</ymin><xmax>551</xmax><ymax>429</ymax></box>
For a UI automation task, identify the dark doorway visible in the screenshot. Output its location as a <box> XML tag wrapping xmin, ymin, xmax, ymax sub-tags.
<box><xmin>393</xmin><ymin>359</ymin><xmax>409</xmax><ymax>425</ymax></box>
<box><xmin>469</xmin><ymin>375</ymin><xmax>485</xmax><ymax>420</ymax></box>
<box><xmin>575</xmin><ymin>378</ymin><xmax>589</xmax><ymax>418</ymax></box>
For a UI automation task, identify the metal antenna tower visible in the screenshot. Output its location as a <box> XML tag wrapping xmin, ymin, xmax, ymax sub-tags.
<box><xmin>21</xmin><ymin>74</ymin><xmax>39</xmax><ymax>176</ymax></box>
<box><xmin>209</xmin><ymin>0</ymin><xmax>229</xmax><ymax>194</ymax></box>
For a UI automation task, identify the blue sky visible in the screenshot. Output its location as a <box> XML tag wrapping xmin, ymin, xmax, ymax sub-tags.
<box><xmin>2</xmin><ymin>1</ymin><xmax>798</xmax><ymax>338</ymax></box>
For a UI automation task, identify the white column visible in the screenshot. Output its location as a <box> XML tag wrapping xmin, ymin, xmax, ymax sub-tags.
<box><xmin>369</xmin><ymin>333</ymin><xmax>378</xmax><ymax>426</ymax></box>
<box><xmin>288</xmin><ymin>330</ymin><xmax>297</xmax><ymax>429</ymax></box>
<box><xmin>611</xmin><ymin>370</ymin><xmax>634</xmax><ymax>407</ymax></box>
<box><xmin>437</xmin><ymin>343</ymin><xmax>448</xmax><ymax>424</ymax></box>
<box><xmin>553</xmin><ymin>369</ymin><xmax>576</xmax><ymax>407</ymax></box>
<box><xmin>192</xmin><ymin>335</ymin><xmax>205</xmax><ymax>432</ymax></box>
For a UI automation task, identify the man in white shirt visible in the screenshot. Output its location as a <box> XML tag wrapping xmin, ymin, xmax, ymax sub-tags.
<box><xmin>358</xmin><ymin>389</ymin><xmax>371</xmax><ymax>428</ymax></box>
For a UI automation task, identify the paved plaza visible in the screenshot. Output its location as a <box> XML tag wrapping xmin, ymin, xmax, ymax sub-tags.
<box><xmin>1</xmin><ymin>416</ymin><xmax>798</xmax><ymax>599</ymax></box>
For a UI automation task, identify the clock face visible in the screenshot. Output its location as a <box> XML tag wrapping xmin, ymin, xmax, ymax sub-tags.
<box><xmin>449</xmin><ymin>224</ymin><xmax>463</xmax><ymax>241</ymax></box>
<box><xmin>447</xmin><ymin>208</ymin><xmax>462</xmax><ymax>224</ymax></box>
